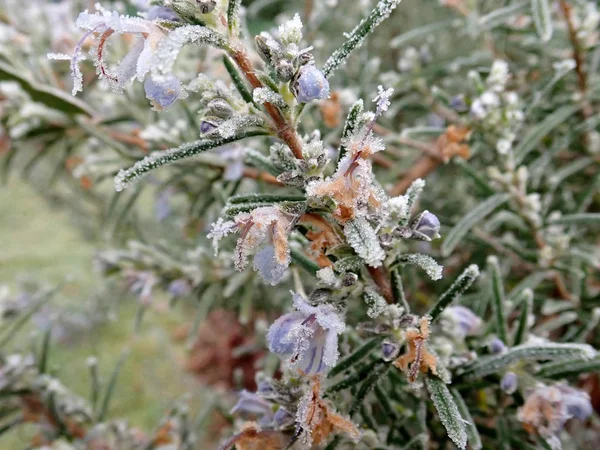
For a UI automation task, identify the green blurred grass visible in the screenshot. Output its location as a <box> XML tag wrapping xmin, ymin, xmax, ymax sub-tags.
<box><xmin>0</xmin><ymin>180</ymin><xmax>209</xmax><ymax>449</ymax></box>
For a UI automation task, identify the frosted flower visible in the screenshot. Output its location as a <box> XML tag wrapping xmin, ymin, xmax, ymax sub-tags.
<box><xmin>292</xmin><ymin>64</ymin><xmax>330</xmax><ymax>103</ymax></box>
<box><xmin>124</xmin><ymin>269</ymin><xmax>158</xmax><ymax>305</ymax></box>
<box><xmin>441</xmin><ymin>305</ymin><xmax>482</xmax><ymax>338</ymax></box>
<box><xmin>501</xmin><ymin>371</ymin><xmax>518</xmax><ymax>394</ymax></box>
<box><xmin>230</xmin><ymin>390</ymin><xmax>275</xmax><ymax>427</ymax></box>
<box><xmin>267</xmin><ymin>292</ymin><xmax>345</xmax><ymax>375</ymax></box>
<box><xmin>518</xmin><ymin>383</ymin><xmax>593</xmax><ymax>449</ymax></box>
<box><xmin>488</xmin><ymin>337</ymin><xmax>507</xmax><ymax>354</ymax></box>
<box><xmin>411</xmin><ymin>210</ymin><xmax>441</xmax><ymax>241</ymax></box>
<box><xmin>167</xmin><ymin>278</ymin><xmax>192</xmax><ymax>298</ymax></box>
<box><xmin>49</xmin><ymin>5</ymin><xmax>182</xmax><ymax>107</ymax></box>
<box><xmin>207</xmin><ymin>206</ymin><xmax>296</xmax><ymax>285</ymax></box>
<box><xmin>373</xmin><ymin>85</ymin><xmax>394</xmax><ymax>114</ymax></box>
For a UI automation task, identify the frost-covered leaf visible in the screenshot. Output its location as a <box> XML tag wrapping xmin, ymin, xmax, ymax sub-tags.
<box><xmin>344</xmin><ymin>217</ymin><xmax>385</xmax><ymax>267</ymax></box>
<box><xmin>429</xmin><ymin>264</ymin><xmax>479</xmax><ymax>321</ymax></box>
<box><xmin>531</xmin><ymin>0</ymin><xmax>553</xmax><ymax>42</ymax></box>
<box><xmin>363</xmin><ymin>288</ymin><xmax>387</xmax><ymax>318</ymax></box>
<box><xmin>426</xmin><ymin>376</ymin><xmax>467</xmax><ymax>450</ymax></box>
<box><xmin>460</xmin><ymin>343</ymin><xmax>597</xmax><ymax>379</ymax></box>
<box><xmin>441</xmin><ymin>194</ymin><xmax>510</xmax><ymax>257</ymax></box>
<box><xmin>451</xmin><ymin>388</ymin><xmax>482</xmax><ymax>450</ymax></box>
<box><xmin>323</xmin><ymin>0</ymin><xmax>402</xmax><ymax>78</ymax></box>
<box><xmin>487</xmin><ymin>256</ymin><xmax>508</xmax><ymax>343</ymax></box>
<box><xmin>393</xmin><ymin>253</ymin><xmax>443</xmax><ymax>280</ymax></box>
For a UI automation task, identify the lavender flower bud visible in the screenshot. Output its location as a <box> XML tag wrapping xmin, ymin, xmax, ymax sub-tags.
<box><xmin>443</xmin><ymin>306</ymin><xmax>482</xmax><ymax>337</ymax></box>
<box><xmin>273</xmin><ymin>407</ymin><xmax>294</xmax><ymax>428</ymax></box>
<box><xmin>292</xmin><ymin>64</ymin><xmax>330</xmax><ymax>103</ymax></box>
<box><xmin>410</xmin><ymin>210</ymin><xmax>440</xmax><ymax>241</ymax></box>
<box><xmin>255</xmin><ymin>33</ymin><xmax>283</xmax><ymax>66</ymax></box>
<box><xmin>501</xmin><ymin>372</ymin><xmax>518</xmax><ymax>394</ymax></box>
<box><xmin>563</xmin><ymin>389</ymin><xmax>593</xmax><ymax>420</ymax></box>
<box><xmin>489</xmin><ymin>337</ymin><xmax>507</xmax><ymax>354</ymax></box>
<box><xmin>144</xmin><ymin>76</ymin><xmax>181</xmax><ymax>110</ymax></box>
<box><xmin>381</xmin><ymin>340</ymin><xmax>400</xmax><ymax>361</ymax></box>
<box><xmin>200</xmin><ymin>118</ymin><xmax>219</xmax><ymax>134</ymax></box>
<box><xmin>167</xmin><ymin>279</ymin><xmax>192</xmax><ymax>298</ymax></box>
<box><xmin>146</xmin><ymin>6</ymin><xmax>179</xmax><ymax>21</ymax></box>
<box><xmin>275</xmin><ymin>60</ymin><xmax>294</xmax><ymax>82</ymax></box>
<box><xmin>196</xmin><ymin>0</ymin><xmax>216</xmax><ymax>14</ymax></box>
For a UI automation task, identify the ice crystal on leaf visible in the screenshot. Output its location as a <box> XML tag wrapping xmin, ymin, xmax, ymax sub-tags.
<box><xmin>267</xmin><ymin>292</ymin><xmax>345</xmax><ymax>375</ymax></box>
<box><xmin>344</xmin><ymin>217</ymin><xmax>386</xmax><ymax>268</ymax></box>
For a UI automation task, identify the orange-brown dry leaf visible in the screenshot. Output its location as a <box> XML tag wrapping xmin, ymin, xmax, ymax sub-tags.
<box><xmin>393</xmin><ymin>317</ymin><xmax>438</xmax><ymax>382</ymax></box>
<box><xmin>436</xmin><ymin>125</ymin><xmax>471</xmax><ymax>162</ymax></box>
<box><xmin>218</xmin><ymin>422</ymin><xmax>289</xmax><ymax>450</ymax></box>
<box><xmin>300</xmin><ymin>377</ymin><xmax>360</xmax><ymax>446</ymax></box>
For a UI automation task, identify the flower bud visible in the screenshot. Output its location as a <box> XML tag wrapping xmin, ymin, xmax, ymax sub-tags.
<box><xmin>501</xmin><ymin>371</ymin><xmax>518</xmax><ymax>394</ymax></box>
<box><xmin>206</xmin><ymin>98</ymin><xmax>234</xmax><ymax>119</ymax></box>
<box><xmin>342</xmin><ymin>272</ymin><xmax>358</xmax><ymax>287</ymax></box>
<box><xmin>291</xmin><ymin>64</ymin><xmax>330</xmax><ymax>103</ymax></box>
<box><xmin>273</xmin><ymin>407</ymin><xmax>294</xmax><ymax>428</ymax></box>
<box><xmin>489</xmin><ymin>337</ymin><xmax>507</xmax><ymax>354</ymax></box>
<box><xmin>410</xmin><ymin>210</ymin><xmax>440</xmax><ymax>241</ymax></box>
<box><xmin>381</xmin><ymin>339</ymin><xmax>400</xmax><ymax>361</ymax></box>
<box><xmin>255</xmin><ymin>33</ymin><xmax>283</xmax><ymax>66</ymax></box>
<box><xmin>200</xmin><ymin>117</ymin><xmax>219</xmax><ymax>134</ymax></box>
<box><xmin>146</xmin><ymin>6</ymin><xmax>179</xmax><ymax>21</ymax></box>
<box><xmin>196</xmin><ymin>0</ymin><xmax>216</xmax><ymax>14</ymax></box>
<box><xmin>275</xmin><ymin>60</ymin><xmax>294</xmax><ymax>82</ymax></box>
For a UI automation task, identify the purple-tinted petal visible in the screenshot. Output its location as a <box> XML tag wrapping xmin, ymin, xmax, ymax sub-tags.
<box><xmin>500</xmin><ymin>372</ymin><xmax>518</xmax><ymax>394</ymax></box>
<box><xmin>267</xmin><ymin>311</ymin><xmax>307</xmax><ymax>356</ymax></box>
<box><xmin>144</xmin><ymin>75</ymin><xmax>181</xmax><ymax>109</ymax></box>
<box><xmin>293</xmin><ymin>64</ymin><xmax>329</xmax><ymax>103</ymax></box>
<box><xmin>146</xmin><ymin>6</ymin><xmax>179</xmax><ymax>21</ymax></box>
<box><xmin>253</xmin><ymin>246</ymin><xmax>287</xmax><ymax>285</ymax></box>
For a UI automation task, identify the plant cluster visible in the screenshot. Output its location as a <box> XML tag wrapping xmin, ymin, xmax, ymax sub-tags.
<box><xmin>0</xmin><ymin>0</ymin><xmax>599</xmax><ymax>449</ymax></box>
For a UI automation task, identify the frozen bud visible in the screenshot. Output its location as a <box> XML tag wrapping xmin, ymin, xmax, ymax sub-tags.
<box><xmin>411</xmin><ymin>211</ymin><xmax>441</xmax><ymax>241</ymax></box>
<box><xmin>381</xmin><ymin>340</ymin><xmax>400</xmax><ymax>361</ymax></box>
<box><xmin>501</xmin><ymin>371</ymin><xmax>518</xmax><ymax>394</ymax></box>
<box><xmin>200</xmin><ymin>118</ymin><xmax>219</xmax><ymax>134</ymax></box>
<box><xmin>168</xmin><ymin>278</ymin><xmax>192</xmax><ymax>298</ymax></box>
<box><xmin>449</xmin><ymin>95</ymin><xmax>467</xmax><ymax>111</ymax></box>
<box><xmin>309</xmin><ymin>288</ymin><xmax>332</xmax><ymax>305</ymax></box>
<box><xmin>206</xmin><ymin>99</ymin><xmax>234</xmax><ymax>119</ymax></box>
<box><xmin>342</xmin><ymin>272</ymin><xmax>358</xmax><ymax>287</ymax></box>
<box><xmin>489</xmin><ymin>337</ymin><xmax>507</xmax><ymax>354</ymax></box>
<box><xmin>255</xmin><ymin>33</ymin><xmax>283</xmax><ymax>65</ymax></box>
<box><xmin>144</xmin><ymin>76</ymin><xmax>181</xmax><ymax>110</ymax></box>
<box><xmin>443</xmin><ymin>306</ymin><xmax>482</xmax><ymax>337</ymax></box>
<box><xmin>292</xmin><ymin>64</ymin><xmax>330</xmax><ymax>103</ymax></box>
<box><xmin>196</xmin><ymin>0</ymin><xmax>216</xmax><ymax>14</ymax></box>
<box><xmin>230</xmin><ymin>390</ymin><xmax>274</xmax><ymax>426</ymax></box>
<box><xmin>147</xmin><ymin>6</ymin><xmax>179</xmax><ymax>21</ymax></box>
<box><xmin>275</xmin><ymin>60</ymin><xmax>294</xmax><ymax>82</ymax></box>
<box><xmin>562</xmin><ymin>387</ymin><xmax>593</xmax><ymax>421</ymax></box>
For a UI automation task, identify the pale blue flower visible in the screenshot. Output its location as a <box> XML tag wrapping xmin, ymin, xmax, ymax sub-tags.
<box><xmin>293</xmin><ymin>64</ymin><xmax>329</xmax><ymax>103</ymax></box>
<box><xmin>267</xmin><ymin>292</ymin><xmax>345</xmax><ymax>375</ymax></box>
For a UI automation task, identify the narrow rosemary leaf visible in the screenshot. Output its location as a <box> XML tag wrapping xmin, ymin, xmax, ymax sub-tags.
<box><xmin>429</xmin><ymin>264</ymin><xmax>479</xmax><ymax>322</ymax></box>
<box><xmin>488</xmin><ymin>256</ymin><xmax>508</xmax><ymax>343</ymax></box>
<box><xmin>222</xmin><ymin>200</ymin><xmax>305</xmax><ymax>217</ymax></box>
<box><xmin>328</xmin><ymin>336</ymin><xmax>384</xmax><ymax>378</ymax></box>
<box><xmin>227</xmin><ymin>0</ymin><xmax>242</xmax><ymax>36</ymax></box>
<box><xmin>401</xmin><ymin>178</ymin><xmax>425</xmax><ymax>226</ymax></box>
<box><xmin>425</xmin><ymin>377</ymin><xmax>467</xmax><ymax>450</ymax></box>
<box><xmin>96</xmin><ymin>351</ymin><xmax>129</xmax><ymax>422</ymax></box>
<box><xmin>38</xmin><ymin>327</ymin><xmax>52</xmax><ymax>374</ymax></box>
<box><xmin>513</xmin><ymin>104</ymin><xmax>579</xmax><ymax>164</ymax></box>
<box><xmin>545</xmin><ymin>213</ymin><xmax>600</xmax><ymax>226</ymax></box>
<box><xmin>400</xmin><ymin>434</ymin><xmax>429</xmax><ymax>450</ymax></box>
<box><xmin>322</xmin><ymin>0</ymin><xmax>402</xmax><ymax>78</ymax></box>
<box><xmin>508</xmin><ymin>271</ymin><xmax>546</xmax><ymax>301</ymax></box>
<box><xmin>441</xmin><ymin>194</ymin><xmax>510</xmax><ymax>257</ymax></box>
<box><xmin>327</xmin><ymin>359</ymin><xmax>383</xmax><ymax>393</ymax></box>
<box><xmin>460</xmin><ymin>343</ymin><xmax>597</xmax><ymax>379</ymax></box>
<box><xmin>245</xmin><ymin>147</ymin><xmax>280</xmax><ymax>176</ymax></box>
<box><xmin>390</xmin><ymin>19</ymin><xmax>456</xmax><ymax>48</ymax></box>
<box><xmin>478</xmin><ymin>1</ymin><xmax>528</xmax><ymax>30</ymax></box>
<box><xmin>374</xmin><ymin>384</ymin><xmax>398</xmax><ymax>420</ymax></box>
<box><xmin>344</xmin><ymin>217</ymin><xmax>386</xmax><ymax>268</ymax></box>
<box><xmin>536</xmin><ymin>355</ymin><xmax>600</xmax><ymax>378</ymax></box>
<box><xmin>350</xmin><ymin>364</ymin><xmax>390</xmax><ymax>415</ymax></box>
<box><xmin>531</xmin><ymin>0</ymin><xmax>553</xmax><ymax>42</ymax></box>
<box><xmin>451</xmin><ymin>388</ymin><xmax>482</xmax><ymax>450</ymax></box>
<box><xmin>290</xmin><ymin>248</ymin><xmax>320</xmax><ymax>276</ymax></box>
<box><xmin>337</xmin><ymin>100</ymin><xmax>364</xmax><ymax>165</ymax></box>
<box><xmin>454</xmin><ymin>159</ymin><xmax>496</xmax><ymax>195</ymax></box>
<box><xmin>392</xmin><ymin>253</ymin><xmax>443</xmax><ymax>281</ymax></box>
<box><xmin>114</xmin><ymin>130</ymin><xmax>267</xmax><ymax>192</ymax></box>
<box><xmin>223</xmin><ymin>55</ymin><xmax>255</xmax><ymax>105</ymax></box>
<box><xmin>228</xmin><ymin>193</ymin><xmax>306</xmax><ymax>204</ymax></box>
<box><xmin>391</xmin><ymin>268</ymin><xmax>410</xmax><ymax>313</ymax></box>
<box><xmin>512</xmin><ymin>289</ymin><xmax>533</xmax><ymax>346</ymax></box>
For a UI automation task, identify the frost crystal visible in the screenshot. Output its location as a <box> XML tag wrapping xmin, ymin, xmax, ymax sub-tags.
<box><xmin>252</xmin><ymin>87</ymin><xmax>287</xmax><ymax>108</ymax></box>
<box><xmin>363</xmin><ymin>288</ymin><xmax>387</xmax><ymax>318</ymax></box>
<box><xmin>278</xmin><ymin>13</ymin><xmax>303</xmax><ymax>45</ymax></box>
<box><xmin>344</xmin><ymin>217</ymin><xmax>386</xmax><ymax>267</ymax></box>
<box><xmin>373</xmin><ymin>85</ymin><xmax>394</xmax><ymax>114</ymax></box>
<box><xmin>398</xmin><ymin>253</ymin><xmax>443</xmax><ymax>280</ymax></box>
